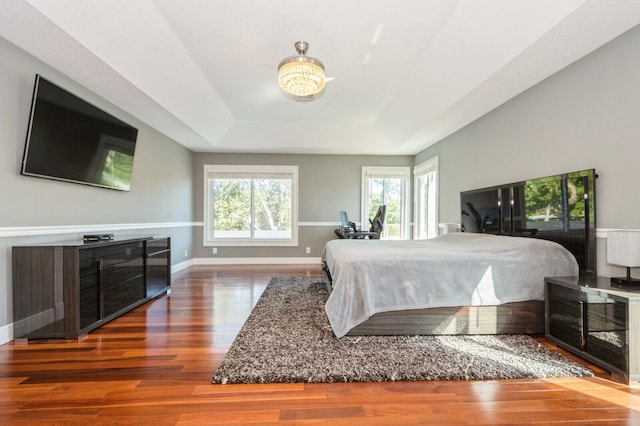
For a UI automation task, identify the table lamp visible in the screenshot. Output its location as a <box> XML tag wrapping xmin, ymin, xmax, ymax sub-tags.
<box><xmin>607</xmin><ymin>230</ymin><xmax>640</xmax><ymax>286</ymax></box>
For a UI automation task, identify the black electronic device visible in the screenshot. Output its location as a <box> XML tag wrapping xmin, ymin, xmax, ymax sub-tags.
<box><xmin>21</xmin><ymin>75</ymin><xmax>138</xmax><ymax>191</ymax></box>
<box><xmin>83</xmin><ymin>234</ymin><xmax>115</xmax><ymax>242</ymax></box>
<box><xmin>339</xmin><ymin>211</ymin><xmax>358</xmax><ymax>232</ymax></box>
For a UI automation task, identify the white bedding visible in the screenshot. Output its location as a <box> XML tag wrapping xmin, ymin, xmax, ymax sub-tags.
<box><xmin>322</xmin><ymin>233</ymin><xmax>579</xmax><ymax>337</ymax></box>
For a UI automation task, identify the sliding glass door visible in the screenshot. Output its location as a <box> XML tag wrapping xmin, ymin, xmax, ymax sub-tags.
<box><xmin>414</xmin><ymin>156</ymin><xmax>438</xmax><ymax>239</ymax></box>
<box><xmin>361</xmin><ymin>166</ymin><xmax>411</xmax><ymax>239</ymax></box>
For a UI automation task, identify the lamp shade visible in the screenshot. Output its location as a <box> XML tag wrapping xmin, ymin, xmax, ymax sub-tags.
<box><xmin>607</xmin><ymin>230</ymin><xmax>640</xmax><ymax>267</ymax></box>
<box><xmin>278</xmin><ymin>41</ymin><xmax>325</xmax><ymax>101</ymax></box>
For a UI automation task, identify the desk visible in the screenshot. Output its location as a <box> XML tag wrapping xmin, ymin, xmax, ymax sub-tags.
<box><xmin>334</xmin><ymin>227</ymin><xmax>380</xmax><ymax>239</ymax></box>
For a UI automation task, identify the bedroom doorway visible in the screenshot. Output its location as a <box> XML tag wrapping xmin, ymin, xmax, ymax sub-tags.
<box><xmin>414</xmin><ymin>156</ymin><xmax>438</xmax><ymax>239</ymax></box>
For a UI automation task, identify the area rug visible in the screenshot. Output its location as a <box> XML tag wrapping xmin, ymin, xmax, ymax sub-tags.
<box><xmin>211</xmin><ymin>277</ymin><xmax>593</xmax><ymax>384</ymax></box>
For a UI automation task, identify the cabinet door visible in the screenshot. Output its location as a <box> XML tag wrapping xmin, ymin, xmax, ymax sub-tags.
<box><xmin>102</xmin><ymin>270</ymin><xmax>145</xmax><ymax>317</ymax></box>
<box><xmin>145</xmin><ymin>238</ymin><xmax>170</xmax><ymax>298</ymax></box>
<box><xmin>585</xmin><ymin>294</ymin><xmax>628</xmax><ymax>372</ymax></box>
<box><xmin>79</xmin><ymin>251</ymin><xmax>100</xmax><ymax>330</ymax></box>
<box><xmin>101</xmin><ymin>242</ymin><xmax>145</xmax><ymax>318</ymax></box>
<box><xmin>548</xmin><ymin>284</ymin><xmax>584</xmax><ymax>350</ymax></box>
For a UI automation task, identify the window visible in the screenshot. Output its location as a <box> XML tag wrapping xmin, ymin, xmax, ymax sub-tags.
<box><xmin>414</xmin><ymin>156</ymin><xmax>438</xmax><ymax>239</ymax></box>
<box><xmin>361</xmin><ymin>166</ymin><xmax>411</xmax><ymax>239</ymax></box>
<box><xmin>204</xmin><ymin>165</ymin><xmax>298</xmax><ymax>246</ymax></box>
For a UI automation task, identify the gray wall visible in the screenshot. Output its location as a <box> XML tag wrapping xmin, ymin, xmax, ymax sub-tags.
<box><xmin>191</xmin><ymin>153</ymin><xmax>413</xmax><ymax>259</ymax></box>
<box><xmin>0</xmin><ymin>37</ymin><xmax>194</xmax><ymax>331</ymax></box>
<box><xmin>415</xmin><ymin>24</ymin><xmax>640</xmax><ymax>276</ymax></box>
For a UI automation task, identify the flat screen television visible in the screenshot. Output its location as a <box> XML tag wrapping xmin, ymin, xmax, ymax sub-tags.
<box><xmin>21</xmin><ymin>75</ymin><xmax>138</xmax><ymax>191</ymax></box>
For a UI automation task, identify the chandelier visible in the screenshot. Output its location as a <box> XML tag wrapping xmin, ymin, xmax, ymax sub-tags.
<box><xmin>277</xmin><ymin>41</ymin><xmax>326</xmax><ymax>101</ymax></box>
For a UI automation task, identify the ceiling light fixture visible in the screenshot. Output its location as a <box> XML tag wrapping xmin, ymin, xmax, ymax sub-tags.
<box><xmin>278</xmin><ymin>41</ymin><xmax>325</xmax><ymax>102</ymax></box>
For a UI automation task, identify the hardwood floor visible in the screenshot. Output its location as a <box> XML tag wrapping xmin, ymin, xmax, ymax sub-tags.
<box><xmin>2</xmin><ymin>265</ymin><xmax>640</xmax><ymax>425</ymax></box>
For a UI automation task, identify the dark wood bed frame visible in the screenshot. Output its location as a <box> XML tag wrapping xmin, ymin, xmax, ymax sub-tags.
<box><xmin>323</xmin><ymin>169</ymin><xmax>596</xmax><ymax>336</ymax></box>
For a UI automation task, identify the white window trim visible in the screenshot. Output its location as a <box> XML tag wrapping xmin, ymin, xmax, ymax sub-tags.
<box><xmin>413</xmin><ymin>156</ymin><xmax>439</xmax><ymax>239</ymax></box>
<box><xmin>203</xmin><ymin>164</ymin><xmax>298</xmax><ymax>247</ymax></box>
<box><xmin>361</xmin><ymin>166</ymin><xmax>411</xmax><ymax>239</ymax></box>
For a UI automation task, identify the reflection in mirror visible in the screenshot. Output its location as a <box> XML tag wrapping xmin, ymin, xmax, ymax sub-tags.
<box><xmin>460</xmin><ymin>189</ymin><xmax>500</xmax><ymax>234</ymax></box>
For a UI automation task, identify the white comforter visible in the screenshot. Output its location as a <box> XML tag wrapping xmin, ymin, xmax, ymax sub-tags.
<box><xmin>323</xmin><ymin>233</ymin><xmax>578</xmax><ymax>337</ymax></box>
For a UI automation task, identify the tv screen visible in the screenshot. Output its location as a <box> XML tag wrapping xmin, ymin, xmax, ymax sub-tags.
<box><xmin>21</xmin><ymin>75</ymin><xmax>138</xmax><ymax>191</ymax></box>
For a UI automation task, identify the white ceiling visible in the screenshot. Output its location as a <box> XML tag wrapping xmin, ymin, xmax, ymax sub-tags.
<box><xmin>2</xmin><ymin>0</ymin><xmax>640</xmax><ymax>155</ymax></box>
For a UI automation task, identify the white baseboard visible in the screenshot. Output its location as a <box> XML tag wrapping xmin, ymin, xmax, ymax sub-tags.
<box><xmin>193</xmin><ymin>257</ymin><xmax>322</xmax><ymax>265</ymax></box>
<box><xmin>172</xmin><ymin>259</ymin><xmax>194</xmax><ymax>272</ymax></box>
<box><xmin>0</xmin><ymin>323</ymin><xmax>13</xmax><ymax>345</ymax></box>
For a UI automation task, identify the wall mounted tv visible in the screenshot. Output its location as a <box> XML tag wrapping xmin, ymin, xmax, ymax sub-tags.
<box><xmin>21</xmin><ymin>75</ymin><xmax>138</xmax><ymax>191</ymax></box>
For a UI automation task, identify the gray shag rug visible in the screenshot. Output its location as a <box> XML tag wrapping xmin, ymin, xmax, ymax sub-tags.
<box><xmin>212</xmin><ymin>277</ymin><xmax>593</xmax><ymax>384</ymax></box>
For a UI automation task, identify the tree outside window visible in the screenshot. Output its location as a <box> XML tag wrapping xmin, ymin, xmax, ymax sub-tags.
<box><xmin>204</xmin><ymin>165</ymin><xmax>298</xmax><ymax>246</ymax></box>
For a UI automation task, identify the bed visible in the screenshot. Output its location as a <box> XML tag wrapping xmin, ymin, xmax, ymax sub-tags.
<box><xmin>322</xmin><ymin>169</ymin><xmax>597</xmax><ymax>338</ymax></box>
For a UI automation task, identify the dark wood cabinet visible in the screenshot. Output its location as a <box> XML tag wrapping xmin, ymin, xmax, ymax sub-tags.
<box><xmin>545</xmin><ymin>276</ymin><xmax>640</xmax><ymax>383</ymax></box>
<box><xmin>12</xmin><ymin>236</ymin><xmax>171</xmax><ymax>340</ymax></box>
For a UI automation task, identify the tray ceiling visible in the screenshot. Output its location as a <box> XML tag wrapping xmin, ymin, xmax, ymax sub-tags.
<box><xmin>2</xmin><ymin>0</ymin><xmax>640</xmax><ymax>154</ymax></box>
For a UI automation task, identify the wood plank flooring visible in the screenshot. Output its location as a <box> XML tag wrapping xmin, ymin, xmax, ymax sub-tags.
<box><xmin>2</xmin><ymin>264</ymin><xmax>640</xmax><ymax>425</ymax></box>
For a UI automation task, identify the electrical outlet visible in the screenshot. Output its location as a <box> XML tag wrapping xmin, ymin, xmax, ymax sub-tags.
<box><xmin>212</xmin><ymin>247</ymin><xmax>218</xmax><ymax>255</ymax></box>
<box><xmin>305</xmin><ymin>247</ymin><xmax>311</xmax><ymax>254</ymax></box>
<box><xmin>184</xmin><ymin>250</ymin><xmax>188</xmax><ymax>257</ymax></box>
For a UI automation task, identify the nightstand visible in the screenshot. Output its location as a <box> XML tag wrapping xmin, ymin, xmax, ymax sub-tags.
<box><xmin>545</xmin><ymin>275</ymin><xmax>640</xmax><ymax>383</ymax></box>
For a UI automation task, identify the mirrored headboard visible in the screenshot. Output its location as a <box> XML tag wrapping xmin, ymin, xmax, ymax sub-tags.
<box><xmin>461</xmin><ymin>169</ymin><xmax>597</xmax><ymax>275</ymax></box>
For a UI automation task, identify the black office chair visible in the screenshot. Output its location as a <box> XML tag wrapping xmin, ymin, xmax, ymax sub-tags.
<box><xmin>367</xmin><ymin>205</ymin><xmax>386</xmax><ymax>238</ymax></box>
